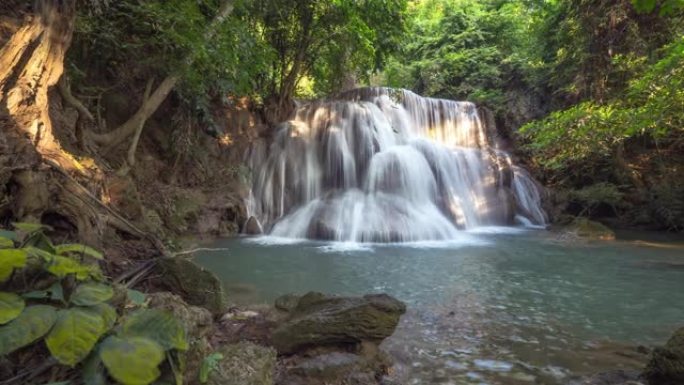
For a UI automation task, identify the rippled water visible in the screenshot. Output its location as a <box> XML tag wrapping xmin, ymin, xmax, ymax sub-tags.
<box><xmin>194</xmin><ymin>229</ymin><xmax>684</xmax><ymax>384</ymax></box>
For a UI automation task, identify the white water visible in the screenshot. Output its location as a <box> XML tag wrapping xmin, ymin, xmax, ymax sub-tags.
<box><xmin>247</xmin><ymin>87</ymin><xmax>546</xmax><ymax>242</ymax></box>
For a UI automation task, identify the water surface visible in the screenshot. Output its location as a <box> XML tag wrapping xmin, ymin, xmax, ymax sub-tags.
<box><xmin>195</xmin><ymin>229</ymin><xmax>684</xmax><ymax>384</ymax></box>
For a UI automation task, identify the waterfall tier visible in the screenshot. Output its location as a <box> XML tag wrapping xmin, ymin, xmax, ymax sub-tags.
<box><xmin>247</xmin><ymin>87</ymin><xmax>546</xmax><ymax>242</ymax></box>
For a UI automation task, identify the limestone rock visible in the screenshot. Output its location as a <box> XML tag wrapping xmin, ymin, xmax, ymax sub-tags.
<box><xmin>643</xmin><ymin>327</ymin><xmax>684</xmax><ymax>385</ymax></box>
<box><xmin>158</xmin><ymin>257</ymin><xmax>228</xmax><ymax>315</ymax></box>
<box><xmin>208</xmin><ymin>342</ymin><xmax>277</xmax><ymax>385</ymax></box>
<box><xmin>272</xmin><ymin>292</ymin><xmax>406</xmax><ymax>354</ymax></box>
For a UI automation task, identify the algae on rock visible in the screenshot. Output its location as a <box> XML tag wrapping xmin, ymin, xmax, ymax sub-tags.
<box><xmin>643</xmin><ymin>327</ymin><xmax>684</xmax><ymax>385</ymax></box>
<box><xmin>157</xmin><ymin>257</ymin><xmax>228</xmax><ymax>315</ymax></box>
<box><xmin>272</xmin><ymin>292</ymin><xmax>406</xmax><ymax>354</ymax></box>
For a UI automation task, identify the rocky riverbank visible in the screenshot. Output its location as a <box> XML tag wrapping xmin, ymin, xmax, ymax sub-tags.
<box><xmin>143</xmin><ymin>255</ymin><xmax>406</xmax><ymax>385</ymax></box>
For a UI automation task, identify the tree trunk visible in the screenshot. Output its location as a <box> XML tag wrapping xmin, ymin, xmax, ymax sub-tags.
<box><xmin>0</xmin><ymin>0</ymin><xmax>76</xmax><ymax>168</ymax></box>
<box><xmin>117</xmin><ymin>78</ymin><xmax>155</xmax><ymax>176</ymax></box>
<box><xmin>0</xmin><ymin>0</ymin><xmax>104</xmax><ymax>242</ymax></box>
<box><xmin>89</xmin><ymin>75</ymin><xmax>179</xmax><ymax>150</ymax></box>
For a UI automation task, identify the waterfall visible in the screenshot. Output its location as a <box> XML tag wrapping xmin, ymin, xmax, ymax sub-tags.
<box><xmin>247</xmin><ymin>87</ymin><xmax>546</xmax><ymax>242</ymax></box>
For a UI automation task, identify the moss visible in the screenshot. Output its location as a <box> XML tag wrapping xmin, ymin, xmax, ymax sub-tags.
<box><xmin>158</xmin><ymin>257</ymin><xmax>228</xmax><ymax>315</ymax></box>
<box><xmin>272</xmin><ymin>292</ymin><xmax>406</xmax><ymax>354</ymax></box>
<box><xmin>568</xmin><ymin>218</ymin><xmax>616</xmax><ymax>240</ymax></box>
<box><xmin>643</xmin><ymin>327</ymin><xmax>684</xmax><ymax>384</ymax></box>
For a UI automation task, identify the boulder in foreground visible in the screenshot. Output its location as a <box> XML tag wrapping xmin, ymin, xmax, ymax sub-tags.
<box><xmin>157</xmin><ymin>257</ymin><xmax>228</xmax><ymax>315</ymax></box>
<box><xmin>272</xmin><ymin>292</ymin><xmax>406</xmax><ymax>354</ymax></box>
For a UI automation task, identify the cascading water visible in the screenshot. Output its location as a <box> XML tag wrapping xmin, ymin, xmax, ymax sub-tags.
<box><xmin>246</xmin><ymin>87</ymin><xmax>547</xmax><ymax>242</ymax></box>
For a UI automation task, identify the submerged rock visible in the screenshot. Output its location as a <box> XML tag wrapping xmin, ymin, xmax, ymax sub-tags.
<box><xmin>558</xmin><ymin>218</ymin><xmax>616</xmax><ymax>241</ymax></box>
<box><xmin>272</xmin><ymin>292</ymin><xmax>406</xmax><ymax>354</ymax></box>
<box><xmin>643</xmin><ymin>327</ymin><xmax>684</xmax><ymax>385</ymax></box>
<box><xmin>157</xmin><ymin>256</ymin><xmax>228</xmax><ymax>314</ymax></box>
<box><xmin>274</xmin><ymin>293</ymin><xmax>301</xmax><ymax>312</ymax></box>
<box><xmin>208</xmin><ymin>342</ymin><xmax>277</xmax><ymax>385</ymax></box>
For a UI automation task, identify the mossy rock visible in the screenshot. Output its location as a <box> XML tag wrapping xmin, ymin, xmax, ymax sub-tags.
<box><xmin>272</xmin><ymin>292</ymin><xmax>406</xmax><ymax>354</ymax></box>
<box><xmin>563</xmin><ymin>218</ymin><xmax>616</xmax><ymax>241</ymax></box>
<box><xmin>208</xmin><ymin>342</ymin><xmax>276</xmax><ymax>385</ymax></box>
<box><xmin>158</xmin><ymin>257</ymin><xmax>228</xmax><ymax>315</ymax></box>
<box><xmin>643</xmin><ymin>327</ymin><xmax>684</xmax><ymax>385</ymax></box>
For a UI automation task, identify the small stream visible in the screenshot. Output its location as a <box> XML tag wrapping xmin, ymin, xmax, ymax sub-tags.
<box><xmin>195</xmin><ymin>228</ymin><xmax>684</xmax><ymax>384</ymax></box>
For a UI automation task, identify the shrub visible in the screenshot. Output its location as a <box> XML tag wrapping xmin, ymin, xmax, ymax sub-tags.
<box><xmin>0</xmin><ymin>223</ymin><xmax>186</xmax><ymax>385</ymax></box>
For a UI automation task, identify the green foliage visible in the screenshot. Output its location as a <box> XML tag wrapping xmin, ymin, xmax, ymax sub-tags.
<box><xmin>100</xmin><ymin>336</ymin><xmax>165</xmax><ymax>385</ymax></box>
<box><xmin>70</xmin><ymin>283</ymin><xmax>114</xmax><ymax>306</ymax></box>
<box><xmin>47</xmin><ymin>256</ymin><xmax>102</xmax><ymax>281</ymax></box>
<box><xmin>0</xmin><ymin>305</ymin><xmax>57</xmax><ymax>355</ymax></box>
<box><xmin>378</xmin><ymin>0</ymin><xmax>548</xmax><ymax>121</ymax></box>
<box><xmin>120</xmin><ymin>309</ymin><xmax>188</xmax><ymax>351</ymax></box>
<box><xmin>0</xmin><ymin>248</ymin><xmax>27</xmax><ymax>282</ymax></box>
<box><xmin>0</xmin><ymin>225</ymin><xmax>188</xmax><ymax>385</ymax></box>
<box><xmin>0</xmin><ymin>237</ymin><xmax>14</xmax><ymax>248</ymax></box>
<box><xmin>0</xmin><ymin>292</ymin><xmax>25</xmax><ymax>324</ymax></box>
<box><xmin>199</xmin><ymin>352</ymin><xmax>224</xmax><ymax>384</ymax></box>
<box><xmin>521</xmin><ymin>36</ymin><xmax>684</xmax><ymax>172</ymax></box>
<box><xmin>56</xmin><ymin>244</ymin><xmax>104</xmax><ymax>260</ymax></box>
<box><xmin>569</xmin><ymin>183</ymin><xmax>625</xmax><ymax>216</ymax></box>
<box><xmin>71</xmin><ymin>0</ymin><xmax>270</xmax><ymax>114</ymax></box>
<box><xmin>46</xmin><ymin>307</ymin><xmax>109</xmax><ymax>366</ymax></box>
<box><xmin>632</xmin><ymin>0</ymin><xmax>684</xmax><ymax>15</ymax></box>
<box><xmin>248</xmin><ymin>0</ymin><xmax>408</xmax><ymax>100</ymax></box>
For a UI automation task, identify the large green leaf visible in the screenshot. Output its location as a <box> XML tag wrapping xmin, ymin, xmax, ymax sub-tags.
<box><xmin>90</xmin><ymin>303</ymin><xmax>117</xmax><ymax>331</ymax></box>
<box><xmin>23</xmin><ymin>282</ymin><xmax>65</xmax><ymax>302</ymax></box>
<box><xmin>100</xmin><ymin>336</ymin><xmax>165</xmax><ymax>385</ymax></box>
<box><xmin>22</xmin><ymin>230</ymin><xmax>56</xmax><ymax>253</ymax></box>
<box><xmin>0</xmin><ymin>292</ymin><xmax>25</xmax><ymax>325</ymax></box>
<box><xmin>0</xmin><ymin>237</ymin><xmax>14</xmax><ymax>248</ymax></box>
<box><xmin>0</xmin><ymin>305</ymin><xmax>57</xmax><ymax>355</ymax></box>
<box><xmin>55</xmin><ymin>244</ymin><xmax>104</xmax><ymax>260</ymax></box>
<box><xmin>121</xmin><ymin>309</ymin><xmax>188</xmax><ymax>351</ymax></box>
<box><xmin>24</xmin><ymin>246</ymin><xmax>58</xmax><ymax>262</ymax></box>
<box><xmin>12</xmin><ymin>222</ymin><xmax>50</xmax><ymax>233</ymax></box>
<box><xmin>46</xmin><ymin>256</ymin><xmax>102</xmax><ymax>280</ymax></box>
<box><xmin>70</xmin><ymin>283</ymin><xmax>114</xmax><ymax>306</ymax></box>
<box><xmin>45</xmin><ymin>307</ymin><xmax>107</xmax><ymax>366</ymax></box>
<box><xmin>0</xmin><ymin>248</ymin><xmax>28</xmax><ymax>282</ymax></box>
